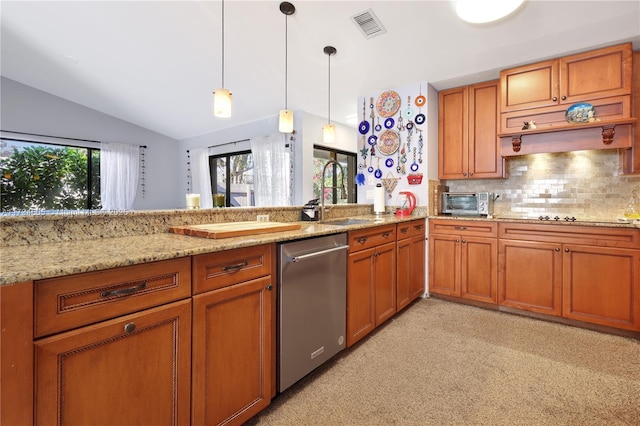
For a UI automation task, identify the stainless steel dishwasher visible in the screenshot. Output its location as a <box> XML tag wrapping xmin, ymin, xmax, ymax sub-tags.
<box><xmin>277</xmin><ymin>233</ymin><xmax>349</xmax><ymax>392</ymax></box>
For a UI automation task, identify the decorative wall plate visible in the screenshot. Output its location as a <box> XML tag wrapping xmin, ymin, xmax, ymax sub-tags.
<box><xmin>377</xmin><ymin>130</ymin><xmax>400</xmax><ymax>156</ymax></box>
<box><xmin>376</xmin><ymin>91</ymin><xmax>401</xmax><ymax>117</ymax></box>
<box><xmin>565</xmin><ymin>102</ymin><xmax>596</xmax><ymax>124</ymax></box>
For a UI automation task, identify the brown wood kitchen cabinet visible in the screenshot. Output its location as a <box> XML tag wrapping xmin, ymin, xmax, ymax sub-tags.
<box><xmin>346</xmin><ymin>224</ymin><xmax>396</xmax><ymax>347</ymax></box>
<box><xmin>33</xmin><ymin>257</ymin><xmax>193</xmax><ymax>426</ymax></box>
<box><xmin>498</xmin><ymin>223</ymin><xmax>640</xmax><ymax>331</ymax></box>
<box><xmin>499</xmin><ymin>43</ymin><xmax>633</xmax><ymax>134</ymax></box>
<box><xmin>429</xmin><ymin>219</ymin><xmax>498</xmax><ymax>304</ymax></box>
<box><xmin>191</xmin><ymin>244</ymin><xmax>275</xmax><ymax>426</ymax></box>
<box><xmin>397</xmin><ymin>219</ymin><xmax>426</xmax><ymax>311</ymax></box>
<box><xmin>438</xmin><ymin>80</ymin><xmax>504</xmax><ymax>180</ymax></box>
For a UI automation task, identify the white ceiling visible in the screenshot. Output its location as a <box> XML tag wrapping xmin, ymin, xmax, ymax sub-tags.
<box><xmin>1</xmin><ymin>1</ymin><xmax>639</xmax><ymax>141</ymax></box>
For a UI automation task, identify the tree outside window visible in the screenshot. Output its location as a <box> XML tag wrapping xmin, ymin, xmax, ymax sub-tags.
<box><xmin>0</xmin><ymin>139</ymin><xmax>100</xmax><ymax>212</ymax></box>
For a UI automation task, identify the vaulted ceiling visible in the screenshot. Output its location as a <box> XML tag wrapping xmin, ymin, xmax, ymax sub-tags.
<box><xmin>2</xmin><ymin>1</ymin><xmax>639</xmax><ymax>140</ymax></box>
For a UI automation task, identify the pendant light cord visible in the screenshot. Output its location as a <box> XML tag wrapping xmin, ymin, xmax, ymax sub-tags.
<box><xmin>327</xmin><ymin>51</ymin><xmax>331</xmax><ymax>124</ymax></box>
<box><xmin>284</xmin><ymin>13</ymin><xmax>288</xmax><ymax>110</ymax></box>
<box><xmin>221</xmin><ymin>0</ymin><xmax>225</xmax><ymax>88</ymax></box>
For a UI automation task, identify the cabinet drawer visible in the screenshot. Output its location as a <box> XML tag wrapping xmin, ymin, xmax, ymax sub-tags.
<box><xmin>348</xmin><ymin>224</ymin><xmax>396</xmax><ymax>252</ymax></box>
<box><xmin>410</xmin><ymin>219</ymin><xmax>426</xmax><ymax>237</ymax></box>
<box><xmin>192</xmin><ymin>244</ymin><xmax>273</xmax><ymax>294</ymax></box>
<box><xmin>397</xmin><ymin>223</ymin><xmax>412</xmax><ymax>240</ymax></box>
<box><xmin>498</xmin><ymin>223</ymin><xmax>640</xmax><ymax>249</ymax></box>
<box><xmin>35</xmin><ymin>257</ymin><xmax>191</xmax><ymax>338</ymax></box>
<box><xmin>430</xmin><ymin>219</ymin><xmax>497</xmax><ymax>237</ymax></box>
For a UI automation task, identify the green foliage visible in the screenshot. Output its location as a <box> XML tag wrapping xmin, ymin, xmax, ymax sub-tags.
<box><xmin>1</xmin><ymin>145</ymin><xmax>100</xmax><ymax>211</ymax></box>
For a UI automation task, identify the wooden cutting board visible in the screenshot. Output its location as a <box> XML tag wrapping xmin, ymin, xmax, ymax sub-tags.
<box><xmin>168</xmin><ymin>221</ymin><xmax>301</xmax><ymax>239</ymax></box>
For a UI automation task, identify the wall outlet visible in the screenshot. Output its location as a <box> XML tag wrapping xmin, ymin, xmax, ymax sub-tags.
<box><xmin>256</xmin><ymin>214</ymin><xmax>269</xmax><ymax>222</ymax></box>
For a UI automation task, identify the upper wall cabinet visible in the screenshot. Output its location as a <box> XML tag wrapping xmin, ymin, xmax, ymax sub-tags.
<box><xmin>501</xmin><ymin>43</ymin><xmax>632</xmax><ymax>114</ymax></box>
<box><xmin>498</xmin><ymin>43</ymin><xmax>636</xmax><ymax>157</ymax></box>
<box><xmin>438</xmin><ymin>80</ymin><xmax>505</xmax><ymax>180</ymax></box>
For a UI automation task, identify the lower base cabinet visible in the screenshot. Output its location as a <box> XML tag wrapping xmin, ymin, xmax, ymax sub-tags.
<box><xmin>192</xmin><ymin>276</ymin><xmax>272</xmax><ymax>426</ymax></box>
<box><xmin>499</xmin><ymin>223</ymin><xmax>640</xmax><ymax>331</ymax></box>
<box><xmin>397</xmin><ymin>220</ymin><xmax>427</xmax><ymax>311</ymax></box>
<box><xmin>35</xmin><ymin>299</ymin><xmax>192</xmax><ymax>426</ymax></box>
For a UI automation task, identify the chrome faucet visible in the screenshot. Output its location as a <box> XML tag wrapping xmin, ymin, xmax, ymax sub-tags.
<box><xmin>320</xmin><ymin>159</ymin><xmax>347</xmax><ymax>221</ymax></box>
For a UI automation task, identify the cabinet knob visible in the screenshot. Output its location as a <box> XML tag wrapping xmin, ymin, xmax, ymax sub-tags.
<box><xmin>124</xmin><ymin>322</ymin><xmax>136</xmax><ymax>333</ymax></box>
<box><xmin>461</xmin><ymin>239</ymin><xmax>467</xmax><ymax>243</ymax></box>
<box><xmin>561</xmin><ymin>96</ymin><xmax>567</xmax><ymax>101</ymax></box>
<box><xmin>462</xmin><ymin>172</ymin><xmax>467</xmax><ymax>177</ymax></box>
<box><xmin>266</xmin><ymin>284</ymin><xmax>273</xmax><ymax>291</ymax></box>
<box><xmin>469</xmin><ymin>172</ymin><xmax>474</xmax><ymax>176</ymax></box>
<box><xmin>357</xmin><ymin>237</ymin><xmax>367</xmax><ymax>244</ymax></box>
<box><xmin>552</xmin><ymin>97</ymin><xmax>558</xmax><ymax>101</ymax></box>
<box><xmin>555</xmin><ymin>248</ymin><xmax>560</xmax><ymax>252</ymax></box>
<box><xmin>455</xmin><ymin>239</ymin><xmax>460</xmax><ymax>243</ymax></box>
<box><xmin>564</xmin><ymin>248</ymin><xmax>570</xmax><ymax>253</ymax></box>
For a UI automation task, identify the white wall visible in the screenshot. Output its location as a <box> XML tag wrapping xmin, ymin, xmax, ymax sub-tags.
<box><xmin>356</xmin><ymin>82</ymin><xmax>438</xmax><ymax>210</ymax></box>
<box><xmin>0</xmin><ymin>77</ymin><xmax>181</xmax><ymax>210</ymax></box>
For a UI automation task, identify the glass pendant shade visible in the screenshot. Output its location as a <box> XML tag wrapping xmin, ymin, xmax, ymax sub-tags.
<box><xmin>456</xmin><ymin>0</ymin><xmax>525</xmax><ymax>23</ymax></box>
<box><xmin>323</xmin><ymin>123</ymin><xmax>335</xmax><ymax>144</ymax></box>
<box><xmin>279</xmin><ymin>109</ymin><xmax>294</xmax><ymax>133</ymax></box>
<box><xmin>213</xmin><ymin>88</ymin><xmax>232</xmax><ymax>118</ymax></box>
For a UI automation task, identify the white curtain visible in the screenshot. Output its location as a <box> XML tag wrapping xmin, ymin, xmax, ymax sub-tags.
<box><xmin>251</xmin><ymin>133</ymin><xmax>292</xmax><ymax>206</ymax></box>
<box><xmin>100</xmin><ymin>142</ymin><xmax>139</xmax><ymax>210</ymax></box>
<box><xmin>191</xmin><ymin>147</ymin><xmax>213</xmax><ymax>208</ymax></box>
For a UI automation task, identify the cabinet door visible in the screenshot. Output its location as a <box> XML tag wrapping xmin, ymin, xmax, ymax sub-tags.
<box><xmin>438</xmin><ymin>86</ymin><xmax>469</xmax><ymax>179</ymax></box>
<box><xmin>468</xmin><ymin>81</ymin><xmax>504</xmax><ymax>179</ymax></box>
<box><xmin>192</xmin><ymin>276</ymin><xmax>272</xmax><ymax>426</ymax></box>
<box><xmin>461</xmin><ymin>236</ymin><xmax>498</xmax><ymax>304</ymax></box>
<box><xmin>500</xmin><ymin>59</ymin><xmax>559</xmax><ymax>112</ymax></box>
<box><xmin>429</xmin><ymin>234</ymin><xmax>461</xmax><ymax>297</ymax></box>
<box><xmin>374</xmin><ymin>241</ymin><xmax>397</xmax><ymax>326</ymax></box>
<box><xmin>499</xmin><ymin>240</ymin><xmax>562</xmax><ymax>316</ymax></box>
<box><xmin>396</xmin><ymin>236</ymin><xmax>412</xmax><ymax>311</ymax></box>
<box><xmin>560</xmin><ymin>43</ymin><xmax>632</xmax><ymax>104</ymax></box>
<box><xmin>563</xmin><ymin>245</ymin><xmax>639</xmax><ymax>331</ymax></box>
<box><xmin>35</xmin><ymin>300</ymin><xmax>191</xmax><ymax>426</ymax></box>
<box><xmin>346</xmin><ymin>248</ymin><xmax>375</xmax><ymax>347</ymax></box>
<box><xmin>408</xmin><ymin>234</ymin><xmax>426</xmax><ymax>302</ymax></box>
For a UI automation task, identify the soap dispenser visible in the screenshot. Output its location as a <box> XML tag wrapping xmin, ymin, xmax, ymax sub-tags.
<box><xmin>624</xmin><ymin>189</ymin><xmax>640</xmax><ymax>219</ymax></box>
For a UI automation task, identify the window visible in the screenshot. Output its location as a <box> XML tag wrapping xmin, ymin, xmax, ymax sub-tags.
<box><xmin>209</xmin><ymin>150</ymin><xmax>254</xmax><ymax>207</ymax></box>
<box><xmin>313</xmin><ymin>146</ymin><xmax>357</xmax><ymax>204</ymax></box>
<box><xmin>0</xmin><ymin>139</ymin><xmax>100</xmax><ymax>212</ymax></box>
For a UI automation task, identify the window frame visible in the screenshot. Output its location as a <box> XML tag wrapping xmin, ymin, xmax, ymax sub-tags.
<box><xmin>0</xmin><ymin>137</ymin><xmax>100</xmax><ymax>212</ymax></box>
<box><xmin>313</xmin><ymin>145</ymin><xmax>357</xmax><ymax>204</ymax></box>
<box><xmin>208</xmin><ymin>149</ymin><xmax>254</xmax><ymax>207</ymax></box>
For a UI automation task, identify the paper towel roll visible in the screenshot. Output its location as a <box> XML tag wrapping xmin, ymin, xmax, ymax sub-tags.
<box><xmin>373</xmin><ymin>184</ymin><xmax>385</xmax><ymax>214</ymax></box>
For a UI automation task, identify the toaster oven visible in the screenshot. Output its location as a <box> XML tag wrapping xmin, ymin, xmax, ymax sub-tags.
<box><xmin>441</xmin><ymin>192</ymin><xmax>495</xmax><ymax>216</ymax></box>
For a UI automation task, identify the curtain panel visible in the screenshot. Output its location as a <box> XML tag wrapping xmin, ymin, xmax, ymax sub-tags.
<box><xmin>251</xmin><ymin>133</ymin><xmax>292</xmax><ymax>207</ymax></box>
<box><xmin>100</xmin><ymin>142</ymin><xmax>139</xmax><ymax>210</ymax></box>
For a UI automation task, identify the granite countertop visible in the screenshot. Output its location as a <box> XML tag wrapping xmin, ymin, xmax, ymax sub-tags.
<box><xmin>429</xmin><ymin>215</ymin><xmax>640</xmax><ymax>228</ymax></box>
<box><xmin>0</xmin><ymin>214</ymin><xmax>422</xmax><ymax>286</ymax></box>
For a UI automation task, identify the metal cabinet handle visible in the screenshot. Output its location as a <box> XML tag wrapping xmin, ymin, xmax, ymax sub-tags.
<box><xmin>222</xmin><ymin>261</ymin><xmax>248</xmax><ymax>271</ymax></box>
<box><xmin>290</xmin><ymin>245</ymin><xmax>350</xmax><ymax>263</ymax></box>
<box><xmin>382</xmin><ymin>232</ymin><xmax>391</xmax><ymax>238</ymax></box>
<box><xmin>454</xmin><ymin>226</ymin><xmax>467</xmax><ymax>230</ymax></box>
<box><xmin>101</xmin><ymin>282</ymin><xmax>147</xmax><ymax>298</ymax></box>
<box><xmin>124</xmin><ymin>322</ymin><xmax>136</xmax><ymax>333</ymax></box>
<box><xmin>401</xmin><ymin>228</ymin><xmax>409</xmax><ymax>234</ymax></box>
<box><xmin>357</xmin><ymin>237</ymin><xmax>368</xmax><ymax>244</ymax></box>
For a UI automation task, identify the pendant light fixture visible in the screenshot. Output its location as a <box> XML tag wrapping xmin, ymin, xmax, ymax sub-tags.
<box><xmin>323</xmin><ymin>46</ymin><xmax>337</xmax><ymax>144</ymax></box>
<box><xmin>279</xmin><ymin>2</ymin><xmax>295</xmax><ymax>133</ymax></box>
<box><xmin>213</xmin><ymin>0</ymin><xmax>232</xmax><ymax>118</ymax></box>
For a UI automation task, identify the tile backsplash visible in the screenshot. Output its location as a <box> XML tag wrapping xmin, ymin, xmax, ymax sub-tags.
<box><xmin>444</xmin><ymin>150</ymin><xmax>640</xmax><ymax>220</ymax></box>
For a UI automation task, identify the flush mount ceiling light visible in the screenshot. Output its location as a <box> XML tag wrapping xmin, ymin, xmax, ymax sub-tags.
<box><xmin>279</xmin><ymin>1</ymin><xmax>295</xmax><ymax>134</ymax></box>
<box><xmin>455</xmin><ymin>0</ymin><xmax>526</xmax><ymax>24</ymax></box>
<box><xmin>323</xmin><ymin>46</ymin><xmax>336</xmax><ymax>144</ymax></box>
<box><xmin>213</xmin><ymin>0</ymin><xmax>232</xmax><ymax>118</ymax></box>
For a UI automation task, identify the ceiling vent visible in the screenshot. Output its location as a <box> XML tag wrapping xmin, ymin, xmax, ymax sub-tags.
<box><xmin>351</xmin><ymin>8</ymin><xmax>387</xmax><ymax>39</ymax></box>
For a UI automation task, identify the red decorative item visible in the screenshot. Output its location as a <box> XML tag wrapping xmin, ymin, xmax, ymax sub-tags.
<box><xmin>407</xmin><ymin>173</ymin><xmax>423</xmax><ymax>185</ymax></box>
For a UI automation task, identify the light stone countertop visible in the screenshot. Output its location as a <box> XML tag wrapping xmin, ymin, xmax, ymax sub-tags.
<box><xmin>0</xmin><ymin>215</ymin><xmax>420</xmax><ymax>286</ymax></box>
<box><xmin>429</xmin><ymin>215</ymin><xmax>640</xmax><ymax>228</ymax></box>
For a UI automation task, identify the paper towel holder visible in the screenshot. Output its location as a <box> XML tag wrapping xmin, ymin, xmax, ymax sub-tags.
<box><xmin>373</xmin><ymin>183</ymin><xmax>386</xmax><ymax>216</ymax></box>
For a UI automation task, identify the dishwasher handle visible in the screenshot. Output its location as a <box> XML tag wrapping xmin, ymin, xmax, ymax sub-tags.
<box><xmin>289</xmin><ymin>245</ymin><xmax>350</xmax><ymax>263</ymax></box>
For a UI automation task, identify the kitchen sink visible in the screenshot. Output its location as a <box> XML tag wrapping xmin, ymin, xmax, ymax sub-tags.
<box><xmin>324</xmin><ymin>218</ymin><xmax>377</xmax><ymax>226</ymax></box>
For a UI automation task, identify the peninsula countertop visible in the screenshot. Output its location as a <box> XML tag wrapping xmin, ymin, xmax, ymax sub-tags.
<box><xmin>0</xmin><ymin>215</ymin><xmax>421</xmax><ymax>286</ymax></box>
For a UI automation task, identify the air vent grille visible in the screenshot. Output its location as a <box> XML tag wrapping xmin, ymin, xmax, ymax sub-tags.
<box><xmin>351</xmin><ymin>8</ymin><xmax>387</xmax><ymax>39</ymax></box>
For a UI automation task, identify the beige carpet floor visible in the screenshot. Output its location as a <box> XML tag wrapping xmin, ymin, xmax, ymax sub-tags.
<box><xmin>246</xmin><ymin>298</ymin><xmax>640</xmax><ymax>426</ymax></box>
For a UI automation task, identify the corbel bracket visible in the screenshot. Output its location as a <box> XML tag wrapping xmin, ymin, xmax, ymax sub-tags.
<box><xmin>511</xmin><ymin>135</ymin><xmax>522</xmax><ymax>153</ymax></box>
<box><xmin>602</xmin><ymin>126</ymin><xmax>615</xmax><ymax>145</ymax></box>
